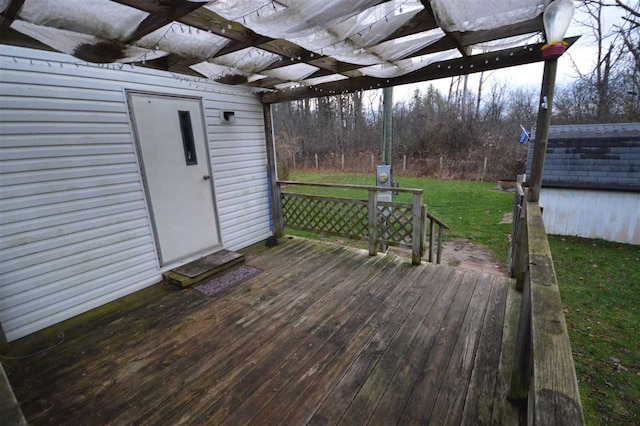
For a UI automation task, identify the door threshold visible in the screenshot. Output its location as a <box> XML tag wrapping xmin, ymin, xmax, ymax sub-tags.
<box><xmin>158</xmin><ymin>245</ymin><xmax>224</xmax><ymax>274</ymax></box>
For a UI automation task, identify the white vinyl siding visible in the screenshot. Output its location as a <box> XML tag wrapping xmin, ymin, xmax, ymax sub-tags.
<box><xmin>0</xmin><ymin>46</ymin><xmax>271</xmax><ymax>341</ymax></box>
<box><xmin>540</xmin><ymin>188</ymin><xmax>640</xmax><ymax>245</ymax></box>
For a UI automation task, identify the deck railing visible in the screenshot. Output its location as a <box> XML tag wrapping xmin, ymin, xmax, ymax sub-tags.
<box><xmin>508</xmin><ymin>179</ymin><xmax>584</xmax><ymax>425</ymax></box>
<box><xmin>275</xmin><ymin>181</ymin><xmax>448</xmax><ymax>265</ymax></box>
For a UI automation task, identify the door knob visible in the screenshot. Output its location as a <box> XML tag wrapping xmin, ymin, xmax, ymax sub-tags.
<box><xmin>203</xmin><ymin>175</ymin><xmax>210</xmax><ymax>180</ymax></box>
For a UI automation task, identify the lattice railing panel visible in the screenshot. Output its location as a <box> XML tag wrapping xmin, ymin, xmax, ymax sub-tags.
<box><xmin>282</xmin><ymin>193</ymin><xmax>369</xmax><ymax>239</ymax></box>
<box><xmin>278</xmin><ymin>182</ymin><xmax>447</xmax><ymax>265</ymax></box>
<box><xmin>377</xmin><ymin>202</ymin><xmax>414</xmax><ymax>245</ymax></box>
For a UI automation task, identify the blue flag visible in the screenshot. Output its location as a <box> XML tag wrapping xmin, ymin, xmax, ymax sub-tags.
<box><xmin>518</xmin><ymin>126</ymin><xmax>530</xmax><ymax>143</ymax></box>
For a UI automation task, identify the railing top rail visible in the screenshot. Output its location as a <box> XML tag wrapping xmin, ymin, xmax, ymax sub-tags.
<box><xmin>277</xmin><ymin>180</ymin><xmax>424</xmax><ymax>195</ymax></box>
<box><xmin>526</xmin><ymin>201</ymin><xmax>584</xmax><ymax>425</ymax></box>
<box><xmin>427</xmin><ymin>212</ymin><xmax>450</xmax><ymax>230</ymax></box>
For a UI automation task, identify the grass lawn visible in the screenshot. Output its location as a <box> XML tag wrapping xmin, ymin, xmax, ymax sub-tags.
<box><xmin>549</xmin><ymin>236</ymin><xmax>640</xmax><ymax>425</ymax></box>
<box><xmin>284</xmin><ymin>171</ymin><xmax>639</xmax><ymax>424</ymax></box>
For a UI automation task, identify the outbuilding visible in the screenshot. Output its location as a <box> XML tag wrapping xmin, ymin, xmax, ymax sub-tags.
<box><xmin>526</xmin><ymin>123</ymin><xmax>640</xmax><ymax>245</ymax></box>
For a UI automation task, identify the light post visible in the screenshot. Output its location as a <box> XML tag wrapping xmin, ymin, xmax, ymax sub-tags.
<box><xmin>528</xmin><ymin>0</ymin><xmax>575</xmax><ymax>202</ymax></box>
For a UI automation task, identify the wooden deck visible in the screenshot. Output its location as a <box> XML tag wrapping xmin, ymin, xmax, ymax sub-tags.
<box><xmin>5</xmin><ymin>237</ymin><xmax>518</xmax><ymax>425</ymax></box>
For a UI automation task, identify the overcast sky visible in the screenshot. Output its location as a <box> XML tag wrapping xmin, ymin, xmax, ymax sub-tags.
<box><xmin>393</xmin><ymin>3</ymin><xmax>628</xmax><ymax>102</ymax></box>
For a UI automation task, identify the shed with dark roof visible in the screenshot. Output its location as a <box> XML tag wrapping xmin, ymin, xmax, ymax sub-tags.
<box><xmin>525</xmin><ymin>123</ymin><xmax>640</xmax><ymax>244</ymax></box>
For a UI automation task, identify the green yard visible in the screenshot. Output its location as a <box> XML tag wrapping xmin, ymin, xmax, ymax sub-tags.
<box><xmin>549</xmin><ymin>236</ymin><xmax>640</xmax><ymax>424</ymax></box>
<box><xmin>285</xmin><ymin>171</ymin><xmax>640</xmax><ymax>425</ymax></box>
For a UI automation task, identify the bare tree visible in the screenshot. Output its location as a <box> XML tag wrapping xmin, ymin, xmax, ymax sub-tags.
<box><xmin>567</xmin><ymin>0</ymin><xmax>640</xmax><ymax>121</ymax></box>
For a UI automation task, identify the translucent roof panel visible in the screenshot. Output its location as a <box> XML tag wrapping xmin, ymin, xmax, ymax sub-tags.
<box><xmin>11</xmin><ymin>20</ymin><xmax>167</xmax><ymax>63</ymax></box>
<box><xmin>190</xmin><ymin>61</ymin><xmax>246</xmax><ymax>78</ymax></box>
<box><xmin>262</xmin><ymin>63</ymin><xmax>319</xmax><ymax>81</ymax></box>
<box><xmin>430</xmin><ymin>0</ymin><xmax>550</xmax><ymax>32</ymax></box>
<box><xmin>206</xmin><ymin>0</ymin><xmax>392</xmax><ymax>39</ymax></box>
<box><xmin>301</xmin><ymin>74</ymin><xmax>349</xmax><ymax>86</ymax></box>
<box><xmin>18</xmin><ymin>0</ymin><xmax>148</xmax><ymax>41</ymax></box>
<box><xmin>207</xmin><ymin>0</ymin><xmax>423</xmax><ymax>61</ymax></box>
<box><xmin>329</xmin><ymin>1</ymin><xmax>424</xmax><ymax>48</ymax></box>
<box><xmin>359</xmin><ymin>50</ymin><xmax>461</xmax><ymax>79</ymax></box>
<box><xmin>371</xmin><ymin>29</ymin><xmax>445</xmax><ymax>62</ymax></box>
<box><xmin>211</xmin><ymin>47</ymin><xmax>281</xmax><ymax>73</ymax></box>
<box><xmin>471</xmin><ymin>33</ymin><xmax>543</xmax><ymax>53</ymax></box>
<box><xmin>137</xmin><ymin>24</ymin><xmax>230</xmax><ymax>61</ymax></box>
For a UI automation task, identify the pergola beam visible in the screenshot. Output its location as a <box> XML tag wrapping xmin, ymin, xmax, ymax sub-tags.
<box><xmin>260</xmin><ymin>37</ymin><xmax>579</xmax><ymax>103</ymax></box>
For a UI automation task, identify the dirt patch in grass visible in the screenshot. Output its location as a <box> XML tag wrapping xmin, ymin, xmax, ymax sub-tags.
<box><xmin>296</xmin><ymin>231</ymin><xmax>508</xmax><ymax>277</ymax></box>
<box><xmin>441</xmin><ymin>238</ymin><xmax>508</xmax><ymax>277</ymax></box>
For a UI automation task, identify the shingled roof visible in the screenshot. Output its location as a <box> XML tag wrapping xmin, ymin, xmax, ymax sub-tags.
<box><xmin>526</xmin><ymin>123</ymin><xmax>640</xmax><ymax>192</ymax></box>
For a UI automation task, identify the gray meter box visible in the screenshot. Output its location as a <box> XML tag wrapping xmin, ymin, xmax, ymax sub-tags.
<box><xmin>376</xmin><ymin>165</ymin><xmax>392</xmax><ymax>202</ymax></box>
<box><xmin>376</xmin><ymin>165</ymin><xmax>392</xmax><ymax>187</ymax></box>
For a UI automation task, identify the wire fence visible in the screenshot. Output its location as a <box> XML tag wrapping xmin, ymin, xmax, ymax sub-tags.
<box><xmin>283</xmin><ymin>151</ymin><xmax>510</xmax><ymax>182</ymax></box>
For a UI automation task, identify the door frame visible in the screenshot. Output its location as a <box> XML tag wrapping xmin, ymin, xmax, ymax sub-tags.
<box><xmin>125</xmin><ymin>90</ymin><xmax>223</xmax><ymax>268</ymax></box>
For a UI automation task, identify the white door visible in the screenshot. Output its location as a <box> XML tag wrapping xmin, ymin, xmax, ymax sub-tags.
<box><xmin>129</xmin><ymin>93</ymin><xmax>220</xmax><ymax>266</ymax></box>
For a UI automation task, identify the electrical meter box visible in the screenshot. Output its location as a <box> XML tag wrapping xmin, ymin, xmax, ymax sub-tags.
<box><xmin>376</xmin><ymin>165</ymin><xmax>392</xmax><ymax>187</ymax></box>
<box><xmin>376</xmin><ymin>165</ymin><xmax>392</xmax><ymax>202</ymax></box>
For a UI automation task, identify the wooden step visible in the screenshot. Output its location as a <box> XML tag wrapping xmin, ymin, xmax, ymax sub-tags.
<box><xmin>163</xmin><ymin>250</ymin><xmax>244</xmax><ymax>289</ymax></box>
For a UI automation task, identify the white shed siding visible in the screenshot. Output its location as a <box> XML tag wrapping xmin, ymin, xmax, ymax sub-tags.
<box><xmin>540</xmin><ymin>188</ymin><xmax>640</xmax><ymax>245</ymax></box>
<box><xmin>0</xmin><ymin>46</ymin><xmax>271</xmax><ymax>341</ymax></box>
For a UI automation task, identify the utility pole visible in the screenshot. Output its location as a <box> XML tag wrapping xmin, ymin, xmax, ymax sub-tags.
<box><xmin>382</xmin><ymin>86</ymin><xmax>393</xmax><ymax>167</ymax></box>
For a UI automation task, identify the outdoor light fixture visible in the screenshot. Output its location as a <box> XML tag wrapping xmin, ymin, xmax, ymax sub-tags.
<box><xmin>541</xmin><ymin>0</ymin><xmax>576</xmax><ymax>60</ymax></box>
<box><xmin>219</xmin><ymin>110</ymin><xmax>237</xmax><ymax>124</ymax></box>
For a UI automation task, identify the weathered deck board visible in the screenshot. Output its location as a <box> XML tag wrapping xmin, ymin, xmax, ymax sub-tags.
<box><xmin>310</xmin><ymin>265</ymin><xmax>450</xmax><ymax>425</ymax></box>
<box><xmin>4</xmin><ymin>237</ymin><xmax>515</xmax><ymax>426</ymax></box>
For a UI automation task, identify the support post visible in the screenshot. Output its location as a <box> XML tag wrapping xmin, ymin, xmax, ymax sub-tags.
<box><xmin>368</xmin><ymin>191</ymin><xmax>378</xmax><ymax>256</ymax></box>
<box><xmin>437</xmin><ymin>226</ymin><xmax>443</xmax><ymax>264</ymax></box>
<box><xmin>263</xmin><ymin>103</ymin><xmax>284</xmax><ymax>238</ymax></box>
<box><xmin>421</xmin><ymin>205</ymin><xmax>427</xmax><ymax>256</ymax></box>
<box><xmin>515</xmin><ymin>202</ymin><xmax>528</xmax><ymax>291</ymax></box>
<box><xmin>382</xmin><ymin>87</ymin><xmax>393</xmax><ymax>167</ymax></box>
<box><xmin>315</xmin><ymin>153</ymin><xmax>318</xmax><ymax>169</ymax></box>
<box><xmin>509</xmin><ymin>273</ymin><xmax>533</xmax><ymax>400</ymax></box>
<box><xmin>428</xmin><ymin>219</ymin><xmax>435</xmax><ymax>263</ymax></box>
<box><xmin>411</xmin><ymin>192</ymin><xmax>423</xmax><ymax>265</ymax></box>
<box><xmin>482</xmin><ymin>156</ymin><xmax>488</xmax><ymax>181</ymax></box>
<box><xmin>528</xmin><ymin>58</ymin><xmax>558</xmax><ymax>202</ymax></box>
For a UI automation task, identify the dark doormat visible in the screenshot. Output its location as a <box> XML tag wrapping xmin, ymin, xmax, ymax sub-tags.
<box><xmin>193</xmin><ymin>264</ymin><xmax>262</xmax><ymax>297</ymax></box>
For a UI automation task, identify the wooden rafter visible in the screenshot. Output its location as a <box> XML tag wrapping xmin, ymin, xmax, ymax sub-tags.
<box><xmin>260</xmin><ymin>37</ymin><xmax>579</xmax><ymax>103</ymax></box>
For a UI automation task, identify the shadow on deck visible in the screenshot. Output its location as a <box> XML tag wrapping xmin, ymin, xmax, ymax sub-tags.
<box><xmin>4</xmin><ymin>237</ymin><xmax>519</xmax><ymax>425</ymax></box>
